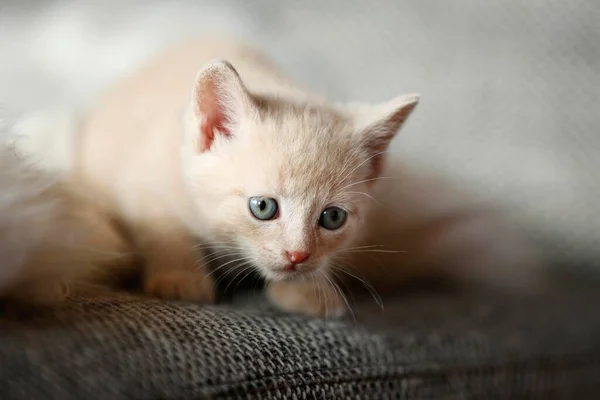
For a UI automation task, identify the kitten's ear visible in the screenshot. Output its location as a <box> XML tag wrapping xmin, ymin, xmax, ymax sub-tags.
<box><xmin>356</xmin><ymin>93</ymin><xmax>420</xmax><ymax>152</ymax></box>
<box><xmin>354</xmin><ymin>94</ymin><xmax>419</xmax><ymax>177</ymax></box>
<box><xmin>192</xmin><ymin>61</ymin><xmax>253</xmax><ymax>152</ymax></box>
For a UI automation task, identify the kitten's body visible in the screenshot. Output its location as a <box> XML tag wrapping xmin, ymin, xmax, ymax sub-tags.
<box><xmin>26</xmin><ymin>37</ymin><xmax>540</xmax><ymax>315</ymax></box>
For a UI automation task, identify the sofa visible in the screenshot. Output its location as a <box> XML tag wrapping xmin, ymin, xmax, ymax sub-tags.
<box><xmin>1</xmin><ymin>282</ymin><xmax>599</xmax><ymax>399</ymax></box>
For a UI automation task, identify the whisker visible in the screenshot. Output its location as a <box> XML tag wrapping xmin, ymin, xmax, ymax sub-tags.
<box><xmin>345</xmin><ymin>191</ymin><xmax>381</xmax><ymax>205</ymax></box>
<box><xmin>311</xmin><ymin>274</ymin><xmax>319</xmax><ymax>306</ymax></box>
<box><xmin>343</xmin><ymin>245</ymin><xmax>385</xmax><ymax>251</ymax></box>
<box><xmin>330</xmin><ymin>268</ymin><xmax>358</xmax><ymax>314</ymax></box>
<box><xmin>195</xmin><ymin>250</ymin><xmax>241</xmax><ymax>267</ymax></box>
<box><xmin>233</xmin><ymin>267</ymin><xmax>258</xmax><ymax>293</ymax></box>
<box><xmin>192</xmin><ymin>245</ymin><xmax>244</xmax><ymax>253</ymax></box>
<box><xmin>360</xmin><ymin>252</ymin><xmax>388</xmax><ymax>270</ymax></box>
<box><xmin>339</xmin><ymin>151</ymin><xmax>389</xmax><ymax>184</ymax></box>
<box><xmin>192</xmin><ymin>240</ymin><xmax>241</xmax><ymax>250</ymax></box>
<box><xmin>343</xmin><ymin>249</ymin><xmax>406</xmax><ymax>254</ymax></box>
<box><xmin>339</xmin><ymin>244</ymin><xmax>407</xmax><ymax>255</ymax></box>
<box><xmin>203</xmin><ymin>256</ymin><xmax>253</xmax><ymax>280</ymax></box>
<box><xmin>223</xmin><ymin>262</ymin><xmax>255</xmax><ymax>294</ymax></box>
<box><xmin>336</xmin><ymin>146</ymin><xmax>362</xmax><ymax>180</ymax></box>
<box><xmin>329</xmin><ymin>264</ymin><xmax>384</xmax><ymax>311</ymax></box>
<box><xmin>340</xmin><ymin>176</ymin><xmax>395</xmax><ymax>191</ymax></box>
<box><xmin>206</xmin><ymin>249</ymin><xmax>243</xmax><ymax>260</ymax></box>
<box><xmin>317</xmin><ymin>272</ymin><xmax>330</xmax><ymax>320</ymax></box>
<box><xmin>214</xmin><ymin>265</ymin><xmax>246</xmax><ymax>288</ymax></box>
<box><xmin>252</xmin><ymin>275</ymin><xmax>263</xmax><ymax>293</ymax></box>
<box><xmin>312</xmin><ymin>274</ymin><xmax>322</xmax><ymax>311</ymax></box>
<box><xmin>322</xmin><ymin>270</ymin><xmax>356</xmax><ymax>327</ymax></box>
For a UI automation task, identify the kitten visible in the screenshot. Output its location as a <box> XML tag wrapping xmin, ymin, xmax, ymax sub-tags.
<box><xmin>27</xmin><ymin>38</ymin><xmax>542</xmax><ymax>315</ymax></box>
<box><xmin>0</xmin><ymin>122</ymin><xmax>129</xmax><ymax>305</ymax></box>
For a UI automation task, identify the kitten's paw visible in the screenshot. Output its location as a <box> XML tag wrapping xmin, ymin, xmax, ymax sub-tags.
<box><xmin>144</xmin><ymin>270</ymin><xmax>215</xmax><ymax>303</ymax></box>
<box><xmin>267</xmin><ymin>280</ymin><xmax>346</xmax><ymax>318</ymax></box>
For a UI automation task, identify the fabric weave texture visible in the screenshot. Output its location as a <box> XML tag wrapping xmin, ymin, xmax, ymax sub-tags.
<box><xmin>1</xmin><ymin>289</ymin><xmax>598</xmax><ymax>399</ymax></box>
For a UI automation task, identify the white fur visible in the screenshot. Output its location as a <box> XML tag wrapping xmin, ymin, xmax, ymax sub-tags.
<box><xmin>10</xmin><ymin>108</ymin><xmax>78</xmax><ymax>174</ymax></box>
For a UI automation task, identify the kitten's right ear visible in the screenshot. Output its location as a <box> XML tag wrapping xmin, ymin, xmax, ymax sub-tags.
<box><xmin>191</xmin><ymin>61</ymin><xmax>253</xmax><ymax>152</ymax></box>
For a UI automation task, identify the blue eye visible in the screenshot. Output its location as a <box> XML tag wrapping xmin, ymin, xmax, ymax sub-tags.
<box><xmin>249</xmin><ymin>197</ymin><xmax>278</xmax><ymax>220</ymax></box>
<box><xmin>319</xmin><ymin>207</ymin><xmax>347</xmax><ymax>230</ymax></box>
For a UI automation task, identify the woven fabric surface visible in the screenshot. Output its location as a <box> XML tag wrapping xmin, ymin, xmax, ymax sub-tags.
<box><xmin>1</xmin><ymin>288</ymin><xmax>598</xmax><ymax>399</ymax></box>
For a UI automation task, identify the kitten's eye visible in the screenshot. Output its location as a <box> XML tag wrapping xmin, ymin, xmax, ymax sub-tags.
<box><xmin>319</xmin><ymin>206</ymin><xmax>347</xmax><ymax>230</ymax></box>
<box><xmin>248</xmin><ymin>196</ymin><xmax>278</xmax><ymax>220</ymax></box>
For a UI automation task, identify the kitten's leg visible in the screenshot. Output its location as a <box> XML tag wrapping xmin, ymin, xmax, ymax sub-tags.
<box><xmin>140</xmin><ymin>227</ymin><xmax>215</xmax><ymax>303</ymax></box>
<box><xmin>267</xmin><ymin>278</ymin><xmax>346</xmax><ymax>317</ymax></box>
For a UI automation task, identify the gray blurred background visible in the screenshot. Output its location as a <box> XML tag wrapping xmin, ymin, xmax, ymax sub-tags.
<box><xmin>0</xmin><ymin>0</ymin><xmax>598</xmax><ymax>270</ymax></box>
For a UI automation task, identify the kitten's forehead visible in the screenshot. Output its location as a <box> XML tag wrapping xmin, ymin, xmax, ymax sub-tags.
<box><xmin>256</xmin><ymin>102</ymin><xmax>368</xmax><ymax>196</ymax></box>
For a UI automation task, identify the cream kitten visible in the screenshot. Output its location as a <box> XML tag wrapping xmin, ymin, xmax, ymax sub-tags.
<box><xmin>26</xmin><ymin>38</ymin><xmax>541</xmax><ymax>315</ymax></box>
<box><xmin>0</xmin><ymin>130</ymin><xmax>129</xmax><ymax>305</ymax></box>
<box><xmin>66</xmin><ymin>37</ymin><xmax>422</xmax><ymax>315</ymax></box>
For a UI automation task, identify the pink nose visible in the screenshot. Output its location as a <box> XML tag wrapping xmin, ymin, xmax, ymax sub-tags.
<box><xmin>285</xmin><ymin>250</ymin><xmax>311</xmax><ymax>264</ymax></box>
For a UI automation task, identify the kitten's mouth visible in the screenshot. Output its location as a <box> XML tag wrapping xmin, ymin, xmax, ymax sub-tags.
<box><xmin>281</xmin><ymin>263</ymin><xmax>299</xmax><ymax>273</ymax></box>
<box><xmin>269</xmin><ymin>264</ymin><xmax>315</xmax><ymax>281</ymax></box>
<box><xmin>273</xmin><ymin>267</ymin><xmax>300</xmax><ymax>277</ymax></box>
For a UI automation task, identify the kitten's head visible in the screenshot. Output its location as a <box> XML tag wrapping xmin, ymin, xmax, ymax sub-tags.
<box><xmin>182</xmin><ymin>61</ymin><xmax>418</xmax><ymax>281</ymax></box>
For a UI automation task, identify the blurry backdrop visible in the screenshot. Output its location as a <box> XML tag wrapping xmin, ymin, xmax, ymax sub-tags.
<box><xmin>0</xmin><ymin>0</ymin><xmax>598</xmax><ymax>271</ymax></box>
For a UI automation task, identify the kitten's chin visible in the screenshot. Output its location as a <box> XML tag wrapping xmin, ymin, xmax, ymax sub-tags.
<box><xmin>262</xmin><ymin>270</ymin><xmax>301</xmax><ymax>282</ymax></box>
<box><xmin>261</xmin><ymin>266</ymin><xmax>324</xmax><ymax>282</ymax></box>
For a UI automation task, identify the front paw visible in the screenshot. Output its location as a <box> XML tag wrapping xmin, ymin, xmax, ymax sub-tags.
<box><xmin>267</xmin><ymin>279</ymin><xmax>346</xmax><ymax>317</ymax></box>
<box><xmin>144</xmin><ymin>269</ymin><xmax>215</xmax><ymax>303</ymax></box>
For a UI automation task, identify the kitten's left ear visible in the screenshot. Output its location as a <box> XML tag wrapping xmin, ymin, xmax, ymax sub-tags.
<box><xmin>355</xmin><ymin>93</ymin><xmax>420</xmax><ymax>153</ymax></box>
<box><xmin>353</xmin><ymin>93</ymin><xmax>419</xmax><ymax>177</ymax></box>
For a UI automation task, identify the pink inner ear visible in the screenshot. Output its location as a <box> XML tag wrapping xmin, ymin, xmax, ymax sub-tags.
<box><xmin>196</xmin><ymin>78</ymin><xmax>232</xmax><ymax>152</ymax></box>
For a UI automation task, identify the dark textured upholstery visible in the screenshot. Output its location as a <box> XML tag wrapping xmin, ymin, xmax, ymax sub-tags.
<box><xmin>1</xmin><ymin>287</ymin><xmax>598</xmax><ymax>399</ymax></box>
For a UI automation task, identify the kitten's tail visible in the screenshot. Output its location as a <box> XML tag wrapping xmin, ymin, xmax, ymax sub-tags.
<box><xmin>8</xmin><ymin>107</ymin><xmax>79</xmax><ymax>175</ymax></box>
<box><xmin>0</xmin><ymin>116</ymin><xmax>130</xmax><ymax>305</ymax></box>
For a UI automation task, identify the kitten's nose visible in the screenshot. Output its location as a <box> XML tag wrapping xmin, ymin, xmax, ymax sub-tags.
<box><xmin>285</xmin><ymin>250</ymin><xmax>311</xmax><ymax>264</ymax></box>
